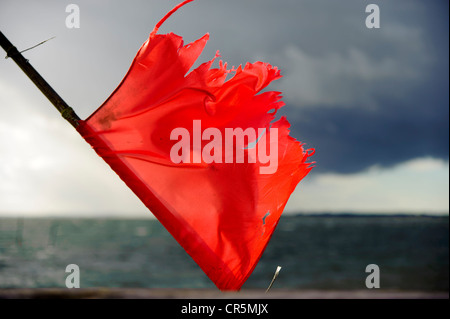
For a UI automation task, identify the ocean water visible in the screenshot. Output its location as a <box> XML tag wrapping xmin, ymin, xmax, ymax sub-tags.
<box><xmin>0</xmin><ymin>215</ymin><xmax>448</xmax><ymax>291</ymax></box>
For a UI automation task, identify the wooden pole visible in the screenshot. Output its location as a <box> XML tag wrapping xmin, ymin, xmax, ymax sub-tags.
<box><xmin>0</xmin><ymin>31</ymin><xmax>81</xmax><ymax>128</ymax></box>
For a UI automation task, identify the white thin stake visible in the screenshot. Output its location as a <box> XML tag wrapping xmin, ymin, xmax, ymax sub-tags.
<box><xmin>265</xmin><ymin>266</ymin><xmax>282</xmax><ymax>293</ymax></box>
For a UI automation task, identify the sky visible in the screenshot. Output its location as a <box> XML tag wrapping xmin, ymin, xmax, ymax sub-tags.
<box><xmin>0</xmin><ymin>0</ymin><xmax>448</xmax><ymax>217</ymax></box>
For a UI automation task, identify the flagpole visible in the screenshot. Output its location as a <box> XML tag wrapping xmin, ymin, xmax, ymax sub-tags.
<box><xmin>0</xmin><ymin>31</ymin><xmax>81</xmax><ymax>128</ymax></box>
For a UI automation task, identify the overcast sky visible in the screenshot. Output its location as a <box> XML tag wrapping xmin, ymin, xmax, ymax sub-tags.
<box><xmin>0</xmin><ymin>0</ymin><xmax>448</xmax><ymax>217</ymax></box>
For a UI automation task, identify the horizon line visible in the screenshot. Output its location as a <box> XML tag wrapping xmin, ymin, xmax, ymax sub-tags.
<box><xmin>0</xmin><ymin>211</ymin><xmax>448</xmax><ymax>219</ymax></box>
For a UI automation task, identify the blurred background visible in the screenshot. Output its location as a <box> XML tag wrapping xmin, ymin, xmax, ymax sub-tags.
<box><xmin>0</xmin><ymin>0</ymin><xmax>448</xmax><ymax>291</ymax></box>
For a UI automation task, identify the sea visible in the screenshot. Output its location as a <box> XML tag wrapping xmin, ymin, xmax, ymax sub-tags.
<box><xmin>0</xmin><ymin>215</ymin><xmax>448</xmax><ymax>291</ymax></box>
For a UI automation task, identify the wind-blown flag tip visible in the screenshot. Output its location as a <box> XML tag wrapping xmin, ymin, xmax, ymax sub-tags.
<box><xmin>77</xmin><ymin>0</ymin><xmax>314</xmax><ymax>290</ymax></box>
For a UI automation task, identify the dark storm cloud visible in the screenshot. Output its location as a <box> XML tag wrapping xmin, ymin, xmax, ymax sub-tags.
<box><xmin>280</xmin><ymin>1</ymin><xmax>450</xmax><ymax>173</ymax></box>
<box><xmin>283</xmin><ymin>68</ymin><xmax>449</xmax><ymax>172</ymax></box>
<box><xmin>244</xmin><ymin>0</ymin><xmax>449</xmax><ymax>174</ymax></box>
<box><xmin>288</xmin><ymin>93</ymin><xmax>449</xmax><ymax>174</ymax></box>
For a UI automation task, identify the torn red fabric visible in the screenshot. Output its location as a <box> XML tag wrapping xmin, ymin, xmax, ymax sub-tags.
<box><xmin>77</xmin><ymin>0</ymin><xmax>314</xmax><ymax>290</ymax></box>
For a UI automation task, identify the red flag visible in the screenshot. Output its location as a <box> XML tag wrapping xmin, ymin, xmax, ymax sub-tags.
<box><xmin>77</xmin><ymin>0</ymin><xmax>314</xmax><ymax>290</ymax></box>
